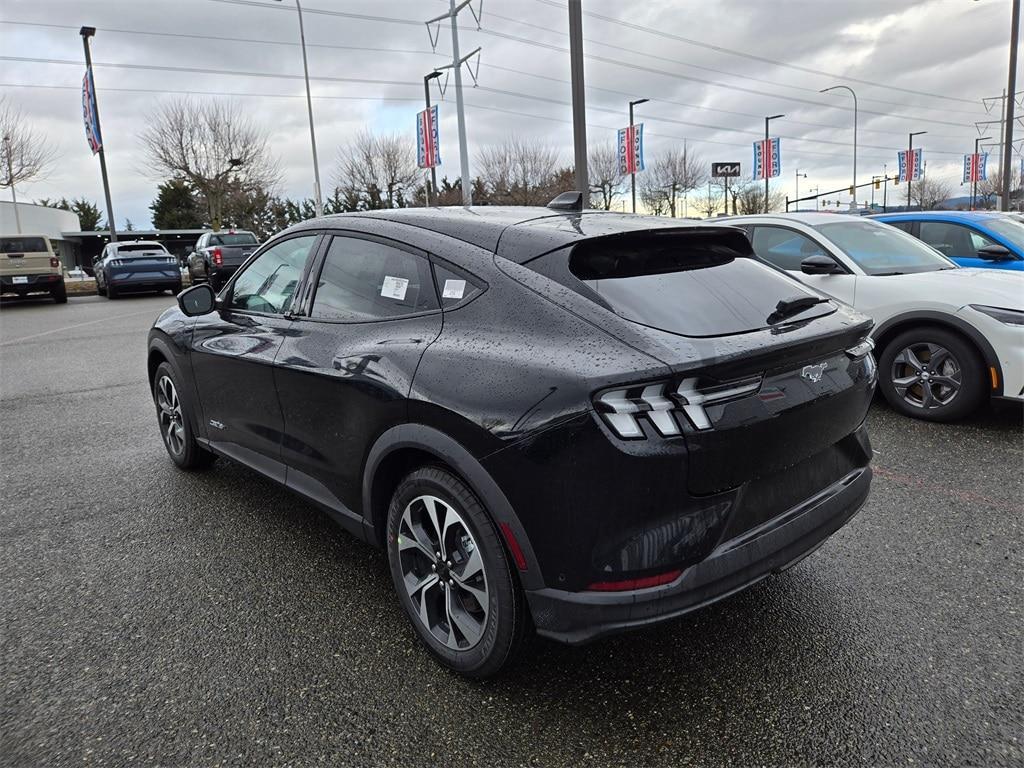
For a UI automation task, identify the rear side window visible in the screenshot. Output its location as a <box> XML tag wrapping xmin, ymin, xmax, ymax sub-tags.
<box><xmin>557</xmin><ymin>232</ymin><xmax>830</xmax><ymax>338</ymax></box>
<box><xmin>432</xmin><ymin>262</ymin><xmax>483</xmax><ymax>308</ymax></box>
<box><xmin>1</xmin><ymin>237</ymin><xmax>47</xmax><ymax>253</ymax></box>
<box><xmin>310</xmin><ymin>236</ymin><xmax>439</xmax><ymax>321</ymax></box>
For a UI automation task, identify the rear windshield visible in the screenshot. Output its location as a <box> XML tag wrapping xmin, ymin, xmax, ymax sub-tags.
<box><xmin>116</xmin><ymin>243</ymin><xmax>168</xmax><ymax>255</ymax></box>
<box><xmin>1</xmin><ymin>237</ymin><xmax>47</xmax><ymax>253</ymax></box>
<box><xmin>210</xmin><ymin>233</ymin><xmax>258</xmax><ymax>246</ymax></box>
<box><xmin>560</xmin><ymin>233</ymin><xmax>833</xmax><ymax>338</ymax></box>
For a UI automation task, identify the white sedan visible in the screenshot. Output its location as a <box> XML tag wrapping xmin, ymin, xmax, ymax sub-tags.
<box><xmin>727</xmin><ymin>213</ymin><xmax>1023</xmax><ymax>421</ymax></box>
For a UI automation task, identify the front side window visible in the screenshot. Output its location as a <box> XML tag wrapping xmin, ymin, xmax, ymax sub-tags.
<box><xmin>310</xmin><ymin>236</ymin><xmax>438</xmax><ymax>321</ymax></box>
<box><xmin>813</xmin><ymin>220</ymin><xmax>954</xmax><ymax>275</ymax></box>
<box><xmin>918</xmin><ymin>221</ymin><xmax>995</xmax><ymax>259</ymax></box>
<box><xmin>750</xmin><ymin>226</ymin><xmax>829</xmax><ymax>271</ymax></box>
<box><xmin>983</xmin><ymin>217</ymin><xmax>1024</xmax><ymax>254</ymax></box>
<box><xmin>229</xmin><ymin>235</ymin><xmax>317</xmax><ymax>314</ymax></box>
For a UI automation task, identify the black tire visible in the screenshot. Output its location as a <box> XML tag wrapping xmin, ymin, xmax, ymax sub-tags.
<box><xmin>96</xmin><ymin>275</ymin><xmax>107</xmax><ymax>296</ymax></box>
<box><xmin>106</xmin><ymin>281</ymin><xmax>118</xmax><ymax>299</ymax></box>
<box><xmin>877</xmin><ymin>326</ymin><xmax>986</xmax><ymax>422</ymax></box>
<box><xmin>52</xmin><ymin>283</ymin><xmax>67</xmax><ymax>304</ymax></box>
<box><xmin>152</xmin><ymin>362</ymin><xmax>215</xmax><ymax>470</ymax></box>
<box><xmin>387</xmin><ymin>466</ymin><xmax>527</xmax><ymax>679</ymax></box>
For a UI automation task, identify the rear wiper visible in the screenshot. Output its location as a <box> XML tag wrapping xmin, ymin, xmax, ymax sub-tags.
<box><xmin>767</xmin><ymin>295</ymin><xmax>829</xmax><ymax>325</ymax></box>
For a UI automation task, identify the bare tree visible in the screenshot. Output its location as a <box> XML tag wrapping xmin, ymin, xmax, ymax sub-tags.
<box><xmin>139</xmin><ymin>98</ymin><xmax>280</xmax><ymax>229</ymax></box>
<box><xmin>476</xmin><ymin>138</ymin><xmax>561</xmax><ymax>205</ymax></box>
<box><xmin>336</xmin><ymin>128</ymin><xmax>420</xmax><ymax>210</ymax></box>
<box><xmin>911</xmin><ymin>176</ymin><xmax>954</xmax><ymax>210</ymax></box>
<box><xmin>643</xmin><ymin>146</ymin><xmax>706</xmax><ymax>217</ymax></box>
<box><xmin>693</xmin><ymin>190</ymin><xmax>721</xmax><ymax>219</ymax></box>
<box><xmin>588</xmin><ymin>141</ymin><xmax>624</xmax><ymax>210</ymax></box>
<box><xmin>1</xmin><ymin>96</ymin><xmax>56</xmax><ymax>229</ymax></box>
<box><xmin>977</xmin><ymin>167</ymin><xmax>1022</xmax><ymax>210</ymax></box>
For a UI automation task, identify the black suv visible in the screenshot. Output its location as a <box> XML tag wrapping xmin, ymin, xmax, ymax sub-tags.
<box><xmin>148</xmin><ymin>199</ymin><xmax>877</xmax><ymax>677</ymax></box>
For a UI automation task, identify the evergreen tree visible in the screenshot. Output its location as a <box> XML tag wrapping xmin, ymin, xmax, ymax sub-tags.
<box><xmin>150</xmin><ymin>178</ymin><xmax>204</xmax><ymax>229</ymax></box>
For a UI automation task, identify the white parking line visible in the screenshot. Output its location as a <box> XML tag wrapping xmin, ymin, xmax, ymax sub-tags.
<box><xmin>0</xmin><ymin>308</ymin><xmax>159</xmax><ymax>347</ymax></box>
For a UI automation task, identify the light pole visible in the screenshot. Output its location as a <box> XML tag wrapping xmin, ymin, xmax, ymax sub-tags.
<box><xmin>629</xmin><ymin>98</ymin><xmax>648</xmax><ymax>213</ymax></box>
<box><xmin>423</xmin><ymin>71</ymin><xmax>443</xmax><ymax>206</ymax></box>
<box><xmin>568</xmin><ymin>0</ymin><xmax>588</xmax><ymax>201</ymax></box>
<box><xmin>764</xmin><ymin>114</ymin><xmax>784</xmax><ymax>212</ymax></box>
<box><xmin>211</xmin><ymin>158</ymin><xmax>243</xmax><ymax>231</ymax></box>
<box><xmin>972</xmin><ymin>136</ymin><xmax>992</xmax><ymax>211</ymax></box>
<box><xmin>907</xmin><ymin>131</ymin><xmax>927</xmax><ymax>209</ymax></box>
<box><xmin>821</xmin><ymin>85</ymin><xmax>858</xmax><ymax>208</ymax></box>
<box><xmin>794</xmin><ymin>169</ymin><xmax>807</xmax><ymax>212</ymax></box>
<box><xmin>275</xmin><ymin>0</ymin><xmax>323</xmax><ymax>217</ymax></box>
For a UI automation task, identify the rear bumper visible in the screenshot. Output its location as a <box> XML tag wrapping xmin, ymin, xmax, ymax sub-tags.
<box><xmin>109</xmin><ymin>272</ymin><xmax>181</xmax><ymax>292</ymax></box>
<box><xmin>526</xmin><ymin>465</ymin><xmax>871</xmax><ymax>644</ymax></box>
<box><xmin>0</xmin><ymin>273</ymin><xmax>64</xmax><ymax>295</ymax></box>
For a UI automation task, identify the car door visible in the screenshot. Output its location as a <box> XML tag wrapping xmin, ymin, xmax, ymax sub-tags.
<box><xmin>189</xmin><ymin>232</ymin><xmax>321</xmax><ymax>480</ymax></box>
<box><xmin>917</xmin><ymin>221</ymin><xmax>999</xmax><ymax>269</ymax></box>
<box><xmin>273</xmin><ymin>232</ymin><xmax>444</xmax><ymax>523</ymax></box>
<box><xmin>748</xmin><ymin>224</ymin><xmax>857</xmax><ymax>306</ymax></box>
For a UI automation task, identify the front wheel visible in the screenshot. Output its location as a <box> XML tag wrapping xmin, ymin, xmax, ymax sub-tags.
<box><xmin>387</xmin><ymin>467</ymin><xmax>527</xmax><ymax>678</ymax></box>
<box><xmin>877</xmin><ymin>327</ymin><xmax>986</xmax><ymax>421</ymax></box>
<box><xmin>152</xmin><ymin>362</ymin><xmax>215</xmax><ymax>470</ymax></box>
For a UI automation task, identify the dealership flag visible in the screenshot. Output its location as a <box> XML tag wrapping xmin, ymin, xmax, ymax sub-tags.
<box><xmin>962</xmin><ymin>153</ymin><xmax>988</xmax><ymax>184</ymax></box>
<box><xmin>617</xmin><ymin>123</ymin><xmax>645</xmax><ymax>175</ymax></box>
<box><xmin>416</xmin><ymin>105</ymin><xmax>441</xmax><ymax>169</ymax></box>
<box><xmin>82</xmin><ymin>68</ymin><xmax>102</xmax><ymax>154</ymax></box>
<box><xmin>752</xmin><ymin>138</ymin><xmax>781</xmax><ymax>180</ymax></box>
<box><xmin>898</xmin><ymin>148</ymin><xmax>922</xmax><ymax>183</ymax></box>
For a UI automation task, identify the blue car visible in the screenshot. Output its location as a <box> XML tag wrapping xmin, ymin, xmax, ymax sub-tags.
<box><xmin>870</xmin><ymin>211</ymin><xmax>1024</xmax><ymax>271</ymax></box>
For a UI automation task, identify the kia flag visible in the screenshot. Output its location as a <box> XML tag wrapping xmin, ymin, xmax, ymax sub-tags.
<box><xmin>82</xmin><ymin>68</ymin><xmax>102</xmax><ymax>155</ymax></box>
<box><xmin>416</xmin><ymin>105</ymin><xmax>441</xmax><ymax>169</ymax></box>
<box><xmin>898</xmin><ymin>148</ymin><xmax>922</xmax><ymax>183</ymax></box>
<box><xmin>962</xmin><ymin>153</ymin><xmax>988</xmax><ymax>184</ymax></box>
<box><xmin>752</xmin><ymin>138</ymin><xmax>781</xmax><ymax>180</ymax></box>
<box><xmin>617</xmin><ymin>123</ymin><xmax>645</xmax><ymax>175</ymax></box>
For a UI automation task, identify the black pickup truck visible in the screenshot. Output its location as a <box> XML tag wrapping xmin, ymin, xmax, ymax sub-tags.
<box><xmin>186</xmin><ymin>230</ymin><xmax>259</xmax><ymax>290</ymax></box>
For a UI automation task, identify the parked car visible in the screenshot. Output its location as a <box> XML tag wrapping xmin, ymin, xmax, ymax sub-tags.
<box><xmin>186</xmin><ymin>230</ymin><xmax>259</xmax><ymax>290</ymax></box>
<box><xmin>0</xmin><ymin>234</ymin><xmax>66</xmax><ymax>303</ymax></box>
<box><xmin>729</xmin><ymin>213</ymin><xmax>1023</xmax><ymax>421</ymax></box>
<box><xmin>870</xmin><ymin>211</ymin><xmax>1023</xmax><ymax>271</ymax></box>
<box><xmin>94</xmin><ymin>240</ymin><xmax>182</xmax><ymax>299</ymax></box>
<box><xmin>148</xmin><ymin>199</ymin><xmax>877</xmax><ymax>677</ymax></box>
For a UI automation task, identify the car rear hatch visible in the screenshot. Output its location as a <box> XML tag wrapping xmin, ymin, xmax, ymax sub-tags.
<box><xmin>109</xmin><ymin>245</ymin><xmax>179</xmax><ymax>279</ymax></box>
<box><xmin>209</xmin><ymin>234</ymin><xmax>259</xmax><ymax>267</ymax></box>
<box><xmin>518</xmin><ymin>226</ymin><xmax>875</xmax><ymax>502</ymax></box>
<box><xmin>1</xmin><ymin>236</ymin><xmax>54</xmax><ymax>276</ymax></box>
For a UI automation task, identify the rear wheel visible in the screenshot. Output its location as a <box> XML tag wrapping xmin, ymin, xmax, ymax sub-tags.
<box><xmin>106</xmin><ymin>280</ymin><xmax>118</xmax><ymax>299</ymax></box>
<box><xmin>387</xmin><ymin>466</ymin><xmax>526</xmax><ymax>678</ymax></box>
<box><xmin>52</xmin><ymin>283</ymin><xmax>67</xmax><ymax>304</ymax></box>
<box><xmin>878</xmin><ymin>327</ymin><xmax>986</xmax><ymax>422</ymax></box>
<box><xmin>152</xmin><ymin>362</ymin><xmax>215</xmax><ymax>470</ymax></box>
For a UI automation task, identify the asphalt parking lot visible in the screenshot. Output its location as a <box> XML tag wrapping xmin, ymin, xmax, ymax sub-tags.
<box><xmin>1</xmin><ymin>294</ymin><xmax>1021</xmax><ymax>767</ymax></box>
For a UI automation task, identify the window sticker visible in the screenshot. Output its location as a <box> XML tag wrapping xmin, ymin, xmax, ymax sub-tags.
<box><xmin>442</xmin><ymin>279</ymin><xmax>466</xmax><ymax>300</ymax></box>
<box><xmin>380</xmin><ymin>275</ymin><xmax>409</xmax><ymax>300</ymax></box>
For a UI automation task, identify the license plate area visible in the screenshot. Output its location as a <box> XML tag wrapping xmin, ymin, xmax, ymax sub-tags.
<box><xmin>13</xmin><ymin>276</ymin><xmax>28</xmax><ymax>284</ymax></box>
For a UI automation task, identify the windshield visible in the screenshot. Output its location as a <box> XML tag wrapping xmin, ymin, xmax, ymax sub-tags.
<box><xmin>984</xmin><ymin>217</ymin><xmax>1024</xmax><ymax>254</ymax></box>
<box><xmin>210</xmin><ymin>233</ymin><xmax>258</xmax><ymax>246</ymax></box>
<box><xmin>814</xmin><ymin>220</ymin><xmax>955</xmax><ymax>275</ymax></box>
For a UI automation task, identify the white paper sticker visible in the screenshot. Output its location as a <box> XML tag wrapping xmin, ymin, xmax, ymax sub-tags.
<box><xmin>442</xmin><ymin>279</ymin><xmax>467</xmax><ymax>300</ymax></box>
<box><xmin>380</xmin><ymin>275</ymin><xmax>409</xmax><ymax>300</ymax></box>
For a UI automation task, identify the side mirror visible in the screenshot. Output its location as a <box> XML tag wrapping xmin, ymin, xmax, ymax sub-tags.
<box><xmin>800</xmin><ymin>254</ymin><xmax>843</xmax><ymax>275</ymax></box>
<box><xmin>177</xmin><ymin>283</ymin><xmax>216</xmax><ymax>316</ymax></box>
<box><xmin>977</xmin><ymin>243</ymin><xmax>1012</xmax><ymax>261</ymax></box>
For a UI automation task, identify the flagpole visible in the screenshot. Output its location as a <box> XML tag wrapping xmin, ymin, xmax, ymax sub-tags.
<box><xmin>80</xmin><ymin>26</ymin><xmax>117</xmax><ymax>242</ymax></box>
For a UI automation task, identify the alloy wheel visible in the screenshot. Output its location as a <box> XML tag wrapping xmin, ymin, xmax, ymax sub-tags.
<box><xmin>156</xmin><ymin>375</ymin><xmax>185</xmax><ymax>456</ymax></box>
<box><xmin>890</xmin><ymin>342</ymin><xmax>962</xmax><ymax>410</ymax></box>
<box><xmin>397</xmin><ymin>494</ymin><xmax>489</xmax><ymax>650</ymax></box>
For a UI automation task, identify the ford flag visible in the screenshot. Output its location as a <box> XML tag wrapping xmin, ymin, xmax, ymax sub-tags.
<box><xmin>898</xmin><ymin>148</ymin><xmax>922</xmax><ymax>183</ymax></box>
<box><xmin>752</xmin><ymin>138</ymin><xmax>781</xmax><ymax>180</ymax></box>
<box><xmin>962</xmin><ymin>153</ymin><xmax>987</xmax><ymax>184</ymax></box>
<box><xmin>416</xmin><ymin>105</ymin><xmax>441</xmax><ymax>169</ymax></box>
<box><xmin>617</xmin><ymin>123</ymin><xmax>644</xmax><ymax>175</ymax></box>
<box><xmin>82</xmin><ymin>68</ymin><xmax>102</xmax><ymax>155</ymax></box>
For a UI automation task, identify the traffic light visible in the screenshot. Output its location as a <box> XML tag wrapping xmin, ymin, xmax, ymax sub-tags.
<box><xmin>874</xmin><ymin>179</ymin><xmax>881</xmax><ymax>190</ymax></box>
<box><xmin>849</xmin><ymin>186</ymin><xmax>855</xmax><ymax>196</ymax></box>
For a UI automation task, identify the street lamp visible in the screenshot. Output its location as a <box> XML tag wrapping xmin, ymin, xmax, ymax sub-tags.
<box><xmin>629</xmin><ymin>98</ymin><xmax>648</xmax><ymax>213</ymax></box>
<box><xmin>794</xmin><ymin>169</ymin><xmax>807</xmax><ymax>212</ymax></box>
<box><xmin>907</xmin><ymin>131</ymin><xmax>927</xmax><ymax>209</ymax></box>
<box><xmin>423</xmin><ymin>70</ymin><xmax>443</xmax><ymax>207</ymax></box>
<box><xmin>764</xmin><ymin>114</ymin><xmax>784</xmax><ymax>213</ymax></box>
<box><xmin>275</xmin><ymin>0</ymin><xmax>323</xmax><ymax>217</ymax></box>
<box><xmin>971</xmin><ymin>136</ymin><xmax>991</xmax><ymax>211</ymax></box>
<box><xmin>820</xmin><ymin>85</ymin><xmax>858</xmax><ymax>208</ymax></box>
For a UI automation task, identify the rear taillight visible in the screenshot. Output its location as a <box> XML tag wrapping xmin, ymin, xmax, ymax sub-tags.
<box><xmin>49</xmin><ymin>256</ymin><xmax>60</xmax><ymax>269</ymax></box>
<box><xmin>587</xmin><ymin>569</ymin><xmax>682</xmax><ymax>592</ymax></box>
<box><xmin>212</xmin><ymin>247</ymin><xmax>223</xmax><ymax>266</ymax></box>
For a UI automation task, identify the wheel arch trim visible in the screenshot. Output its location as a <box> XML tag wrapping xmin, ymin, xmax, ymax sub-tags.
<box><xmin>871</xmin><ymin>310</ymin><xmax>1002</xmax><ymax>396</ymax></box>
<box><xmin>362</xmin><ymin>424</ymin><xmax>545</xmax><ymax>590</ymax></box>
<box><xmin>148</xmin><ymin>333</ymin><xmax>207</xmax><ymax>439</ymax></box>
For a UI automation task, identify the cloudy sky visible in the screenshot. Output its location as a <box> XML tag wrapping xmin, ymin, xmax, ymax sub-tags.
<box><xmin>0</xmin><ymin>0</ymin><xmax>1016</xmax><ymax>227</ymax></box>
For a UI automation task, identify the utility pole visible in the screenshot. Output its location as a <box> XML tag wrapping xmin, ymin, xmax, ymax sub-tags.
<box><xmin>883</xmin><ymin>166</ymin><xmax>889</xmax><ymax>213</ymax></box>
<box><xmin>628</xmin><ymin>98</ymin><xmax>648</xmax><ymax>213</ymax></box>
<box><xmin>794</xmin><ymin>169</ymin><xmax>807</xmax><ymax>212</ymax></box>
<box><xmin>764</xmin><ymin>114</ymin><xmax>784</xmax><ymax>213</ymax></box>
<box><xmin>80</xmin><ymin>27</ymin><xmax>117</xmax><ymax>242</ymax></box>
<box><xmin>972</xmin><ymin>136</ymin><xmax>991</xmax><ymax>210</ymax></box>
<box><xmin>423</xmin><ymin>70</ymin><xmax>442</xmax><ymax>206</ymax></box>
<box><xmin>2</xmin><ymin>135</ymin><xmax>22</xmax><ymax>233</ymax></box>
<box><xmin>907</xmin><ymin>131</ymin><xmax>927</xmax><ymax>210</ymax></box>
<box><xmin>1001</xmin><ymin>0</ymin><xmax>1020</xmax><ymax>211</ymax></box>
<box><xmin>426</xmin><ymin>1</ymin><xmax>481</xmax><ymax>206</ymax></box>
<box><xmin>821</xmin><ymin>85</ymin><xmax>857</xmax><ymax>209</ymax></box>
<box><xmin>568</xmin><ymin>0</ymin><xmax>588</xmax><ymax>202</ymax></box>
